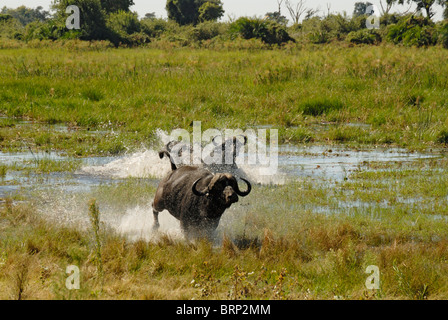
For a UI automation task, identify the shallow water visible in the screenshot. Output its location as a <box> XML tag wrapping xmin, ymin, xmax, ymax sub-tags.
<box><xmin>0</xmin><ymin>127</ymin><xmax>445</xmax><ymax>241</ymax></box>
<box><xmin>278</xmin><ymin>145</ymin><xmax>439</xmax><ymax>181</ymax></box>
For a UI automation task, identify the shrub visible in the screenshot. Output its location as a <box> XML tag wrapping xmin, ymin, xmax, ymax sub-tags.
<box><xmin>346</xmin><ymin>29</ymin><xmax>382</xmax><ymax>45</ymax></box>
<box><xmin>230</xmin><ymin>17</ymin><xmax>294</xmax><ymax>45</ymax></box>
<box><xmin>298</xmin><ymin>14</ymin><xmax>367</xmax><ymax>44</ymax></box>
<box><xmin>437</xmin><ymin>22</ymin><xmax>448</xmax><ymax>49</ymax></box>
<box><xmin>192</xmin><ymin>21</ymin><xmax>228</xmax><ymax>41</ymax></box>
<box><xmin>0</xmin><ymin>14</ymin><xmax>13</xmax><ymax>22</ymax></box>
<box><xmin>437</xmin><ymin>129</ymin><xmax>448</xmax><ymax>144</ymax></box>
<box><xmin>306</xmin><ymin>17</ymin><xmax>332</xmax><ymax>44</ymax></box>
<box><xmin>380</xmin><ymin>13</ymin><xmax>401</xmax><ymax>28</ymax></box>
<box><xmin>0</xmin><ymin>16</ymin><xmax>25</xmax><ymax>40</ymax></box>
<box><xmin>106</xmin><ymin>10</ymin><xmax>149</xmax><ymax>46</ymax></box>
<box><xmin>106</xmin><ymin>10</ymin><xmax>141</xmax><ymax>35</ymax></box>
<box><xmin>24</xmin><ymin>20</ymin><xmax>70</xmax><ymax>41</ymax></box>
<box><xmin>141</xmin><ymin>18</ymin><xmax>170</xmax><ymax>38</ymax></box>
<box><xmin>386</xmin><ymin>15</ymin><xmax>438</xmax><ymax>47</ymax></box>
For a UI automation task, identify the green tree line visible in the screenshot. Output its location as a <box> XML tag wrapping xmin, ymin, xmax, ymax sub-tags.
<box><xmin>0</xmin><ymin>0</ymin><xmax>447</xmax><ymax>48</ymax></box>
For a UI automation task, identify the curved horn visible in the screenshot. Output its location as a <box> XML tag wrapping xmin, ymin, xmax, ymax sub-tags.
<box><xmin>165</xmin><ymin>140</ymin><xmax>178</xmax><ymax>152</ymax></box>
<box><xmin>234</xmin><ymin>178</ymin><xmax>251</xmax><ymax>197</ymax></box>
<box><xmin>192</xmin><ymin>178</ymin><xmax>208</xmax><ymax>197</ymax></box>
<box><xmin>159</xmin><ymin>150</ymin><xmax>177</xmax><ymax>171</ymax></box>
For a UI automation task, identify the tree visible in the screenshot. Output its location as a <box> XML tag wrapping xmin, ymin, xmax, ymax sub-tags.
<box><xmin>265</xmin><ymin>11</ymin><xmax>289</xmax><ymax>25</ymax></box>
<box><xmin>0</xmin><ymin>5</ymin><xmax>50</xmax><ymax>25</ymax></box>
<box><xmin>326</xmin><ymin>3</ymin><xmax>332</xmax><ymax>17</ymax></box>
<box><xmin>303</xmin><ymin>8</ymin><xmax>319</xmax><ymax>20</ymax></box>
<box><xmin>166</xmin><ymin>0</ymin><xmax>199</xmax><ymax>25</ymax></box>
<box><xmin>107</xmin><ymin>10</ymin><xmax>140</xmax><ymax>35</ymax></box>
<box><xmin>100</xmin><ymin>0</ymin><xmax>134</xmax><ymax>14</ymax></box>
<box><xmin>277</xmin><ymin>0</ymin><xmax>285</xmax><ymax>15</ymax></box>
<box><xmin>353</xmin><ymin>2</ymin><xmax>373</xmax><ymax>17</ymax></box>
<box><xmin>398</xmin><ymin>0</ymin><xmax>447</xmax><ymax>19</ymax></box>
<box><xmin>379</xmin><ymin>0</ymin><xmax>398</xmax><ymax>14</ymax></box>
<box><xmin>410</xmin><ymin>0</ymin><xmax>436</xmax><ymax>19</ymax></box>
<box><xmin>52</xmin><ymin>0</ymin><xmax>110</xmax><ymax>40</ymax></box>
<box><xmin>166</xmin><ymin>0</ymin><xmax>224</xmax><ymax>25</ymax></box>
<box><xmin>285</xmin><ymin>0</ymin><xmax>307</xmax><ymax>24</ymax></box>
<box><xmin>265</xmin><ymin>0</ymin><xmax>288</xmax><ymax>25</ymax></box>
<box><xmin>198</xmin><ymin>1</ymin><xmax>224</xmax><ymax>22</ymax></box>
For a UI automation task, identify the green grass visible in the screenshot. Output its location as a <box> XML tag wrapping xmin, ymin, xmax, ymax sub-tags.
<box><xmin>1</xmin><ymin>154</ymin><xmax>448</xmax><ymax>299</ymax></box>
<box><xmin>297</xmin><ymin>98</ymin><xmax>344</xmax><ymax>116</ymax></box>
<box><xmin>0</xmin><ymin>44</ymin><xmax>448</xmax><ymax>155</ymax></box>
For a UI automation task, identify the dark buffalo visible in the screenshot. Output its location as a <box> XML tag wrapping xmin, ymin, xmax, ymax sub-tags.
<box><xmin>152</xmin><ymin>151</ymin><xmax>251</xmax><ymax>240</ymax></box>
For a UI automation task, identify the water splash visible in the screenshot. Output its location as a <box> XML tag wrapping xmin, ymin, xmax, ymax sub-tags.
<box><xmin>35</xmin><ymin>188</ymin><xmax>183</xmax><ymax>242</ymax></box>
<box><xmin>115</xmin><ymin>205</ymin><xmax>183</xmax><ymax>242</ymax></box>
<box><xmin>79</xmin><ymin>128</ymin><xmax>287</xmax><ymax>185</ymax></box>
<box><xmin>80</xmin><ymin>149</ymin><xmax>172</xmax><ymax>179</ymax></box>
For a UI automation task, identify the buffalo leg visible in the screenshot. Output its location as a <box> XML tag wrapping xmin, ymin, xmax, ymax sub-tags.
<box><xmin>152</xmin><ymin>209</ymin><xmax>160</xmax><ymax>232</ymax></box>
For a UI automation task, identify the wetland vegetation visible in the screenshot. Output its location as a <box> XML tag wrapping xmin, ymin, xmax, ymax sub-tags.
<box><xmin>1</xmin><ymin>1</ymin><xmax>448</xmax><ymax>299</ymax></box>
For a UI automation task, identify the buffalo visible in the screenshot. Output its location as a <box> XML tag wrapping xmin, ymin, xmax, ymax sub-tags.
<box><xmin>152</xmin><ymin>151</ymin><xmax>251</xmax><ymax>240</ymax></box>
<box><xmin>160</xmin><ymin>135</ymin><xmax>247</xmax><ymax>176</ymax></box>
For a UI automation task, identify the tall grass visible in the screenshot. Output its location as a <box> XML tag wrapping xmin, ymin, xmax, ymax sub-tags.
<box><xmin>2</xmin><ymin>160</ymin><xmax>448</xmax><ymax>300</ymax></box>
<box><xmin>88</xmin><ymin>199</ymin><xmax>103</xmax><ymax>287</ymax></box>
<box><xmin>0</xmin><ymin>44</ymin><xmax>447</xmax><ymax>154</ymax></box>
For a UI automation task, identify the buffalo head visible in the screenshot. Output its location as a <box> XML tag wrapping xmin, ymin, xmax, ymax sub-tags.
<box><xmin>192</xmin><ymin>173</ymin><xmax>251</xmax><ymax>208</ymax></box>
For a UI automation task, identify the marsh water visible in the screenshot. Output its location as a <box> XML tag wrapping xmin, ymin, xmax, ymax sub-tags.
<box><xmin>1</xmin><ymin>121</ymin><xmax>446</xmax><ymax>241</ymax></box>
<box><xmin>1</xmin><ymin>144</ymin><xmax>440</xmax><ymax>198</ymax></box>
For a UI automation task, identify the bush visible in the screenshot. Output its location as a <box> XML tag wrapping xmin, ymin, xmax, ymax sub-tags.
<box><xmin>302</xmin><ymin>17</ymin><xmax>331</xmax><ymax>44</ymax></box>
<box><xmin>106</xmin><ymin>10</ymin><xmax>141</xmax><ymax>35</ymax></box>
<box><xmin>106</xmin><ymin>10</ymin><xmax>149</xmax><ymax>46</ymax></box>
<box><xmin>346</xmin><ymin>29</ymin><xmax>382</xmax><ymax>45</ymax></box>
<box><xmin>0</xmin><ymin>14</ymin><xmax>13</xmax><ymax>22</ymax></box>
<box><xmin>230</xmin><ymin>17</ymin><xmax>294</xmax><ymax>45</ymax></box>
<box><xmin>299</xmin><ymin>14</ymin><xmax>367</xmax><ymax>44</ymax></box>
<box><xmin>380</xmin><ymin>13</ymin><xmax>401</xmax><ymax>28</ymax></box>
<box><xmin>141</xmin><ymin>18</ymin><xmax>171</xmax><ymax>38</ymax></box>
<box><xmin>0</xmin><ymin>16</ymin><xmax>24</xmax><ymax>39</ymax></box>
<box><xmin>386</xmin><ymin>15</ymin><xmax>438</xmax><ymax>47</ymax></box>
<box><xmin>437</xmin><ymin>129</ymin><xmax>448</xmax><ymax>144</ymax></box>
<box><xmin>24</xmin><ymin>20</ymin><xmax>70</xmax><ymax>41</ymax></box>
<box><xmin>437</xmin><ymin>22</ymin><xmax>448</xmax><ymax>49</ymax></box>
<box><xmin>194</xmin><ymin>21</ymin><xmax>228</xmax><ymax>41</ymax></box>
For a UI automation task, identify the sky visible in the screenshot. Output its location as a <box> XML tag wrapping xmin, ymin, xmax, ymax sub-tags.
<box><xmin>0</xmin><ymin>0</ymin><xmax>444</xmax><ymax>21</ymax></box>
